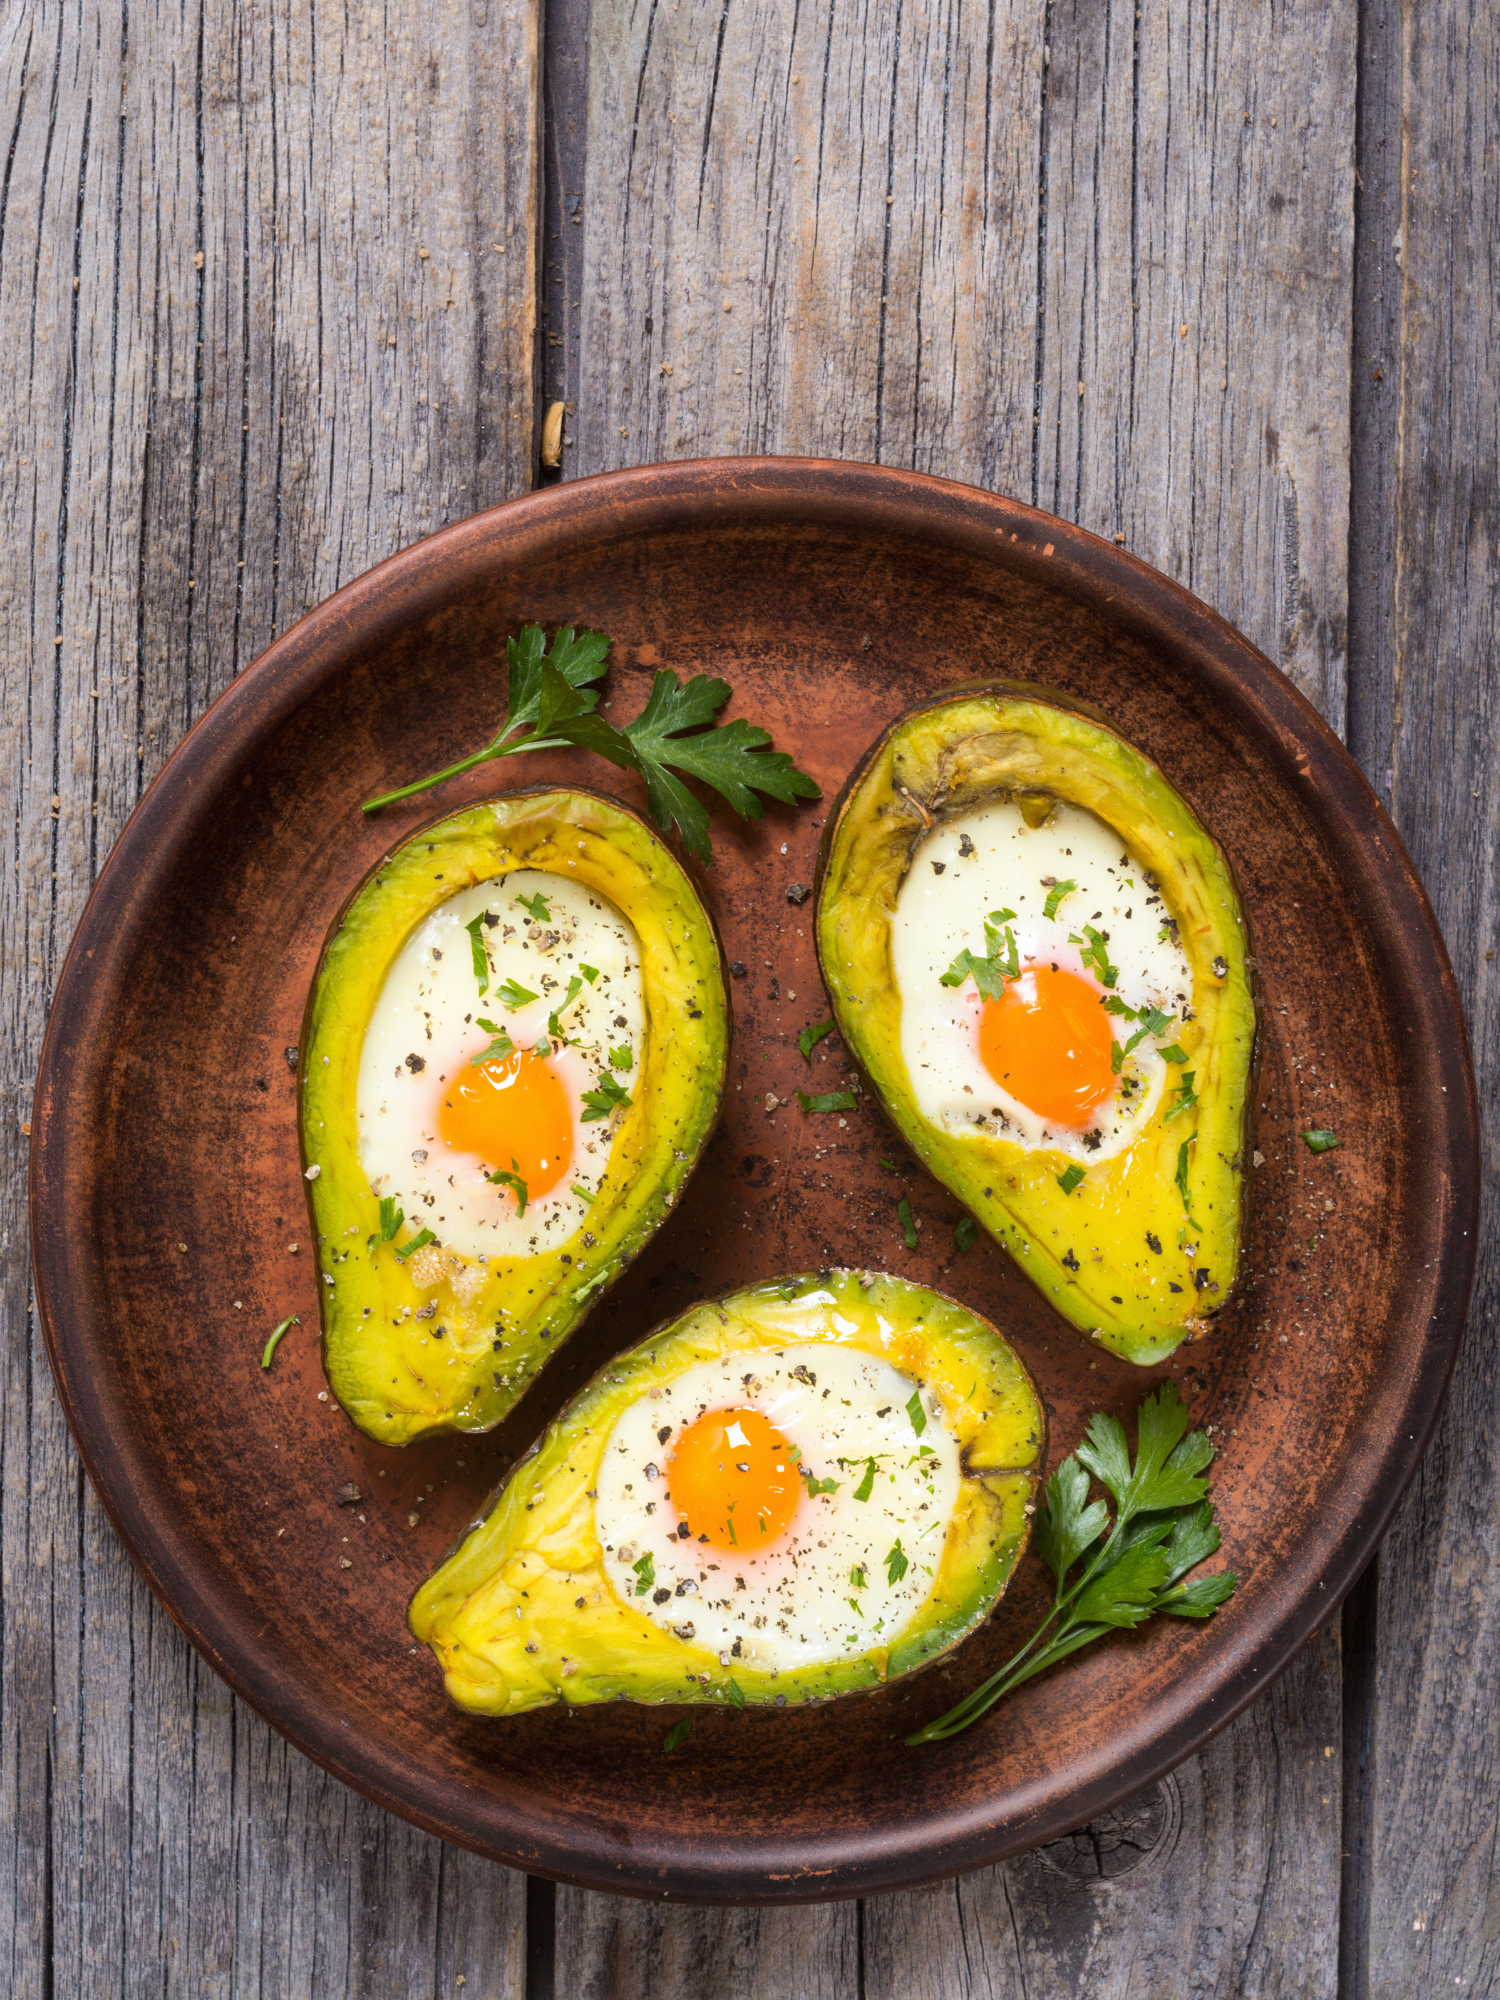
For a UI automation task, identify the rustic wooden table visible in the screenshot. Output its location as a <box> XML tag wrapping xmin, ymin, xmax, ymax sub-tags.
<box><xmin>2</xmin><ymin>0</ymin><xmax>1493</xmax><ymax>1991</ymax></box>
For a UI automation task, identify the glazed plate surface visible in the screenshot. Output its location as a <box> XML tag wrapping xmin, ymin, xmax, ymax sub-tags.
<box><xmin>30</xmin><ymin>460</ymin><xmax>1478</xmax><ymax>1900</ymax></box>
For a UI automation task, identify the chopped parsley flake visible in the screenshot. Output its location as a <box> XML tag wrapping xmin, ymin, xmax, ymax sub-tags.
<box><xmin>581</xmin><ymin>1070</ymin><xmax>633</xmax><ymax>1122</ymax></box>
<box><xmin>1164</xmin><ymin>1072</ymin><xmax>1199</xmax><ymax>1121</ymax></box>
<box><xmin>798</xmin><ymin>1017</ymin><xmax>836</xmax><ymax>1061</ymax></box>
<box><xmin>796</xmin><ymin>1088</ymin><xmax>856</xmax><ymax>1115</ymax></box>
<box><xmin>495</xmin><ymin>977</ymin><xmax>539</xmax><ymax>1010</ymax></box>
<box><xmin>470</xmin><ymin>1021</ymin><xmax>516</xmax><ymax>1067</ymax></box>
<box><xmin>547</xmin><ymin>975</ymin><xmax>585</xmax><ymax>1038</ymax></box>
<box><xmin>797</xmin><ymin>1463</ymin><xmax>840</xmax><ymax>1498</ymax></box>
<box><xmin>940</xmin><ymin>908</ymin><xmax>1021</xmax><ymax>999</ymax></box>
<box><xmin>260</xmin><ymin>1314</ymin><xmax>299</xmax><ymax>1370</ymax></box>
<box><xmin>487</xmin><ymin>1161</ymin><xmax>529</xmax><ymax>1216</ymax></box>
<box><xmin>464</xmin><ymin>914</ymin><xmax>491</xmax><ymax>995</ymax></box>
<box><xmin>1070</xmin><ymin>924</ymin><xmax>1118</xmax><ymax>988</ymax></box>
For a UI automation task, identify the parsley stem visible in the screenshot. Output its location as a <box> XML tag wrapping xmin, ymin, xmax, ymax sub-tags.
<box><xmin>361</xmin><ymin>729</ymin><xmax>577</xmax><ymax>813</ymax></box>
<box><xmin>260</xmin><ymin>1314</ymin><xmax>300</xmax><ymax>1370</ymax></box>
<box><xmin>905</xmin><ymin>1493</ymin><xmax>1152</xmax><ymax>1744</ymax></box>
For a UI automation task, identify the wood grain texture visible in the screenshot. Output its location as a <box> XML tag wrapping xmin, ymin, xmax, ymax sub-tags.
<box><xmin>1036</xmin><ymin>0</ymin><xmax>1355</xmax><ymax>726</ymax></box>
<box><xmin>1352</xmin><ymin>1</ymin><xmax>1500</xmax><ymax>1990</ymax></box>
<box><xmin>862</xmin><ymin>1628</ymin><xmax>1342</xmax><ymax>1999</ymax></box>
<box><xmin>555</xmin><ymin>1889</ymin><xmax>859</xmax><ymax>1999</ymax></box>
<box><xmin>0</xmin><ymin>0</ymin><xmax>536</xmax><ymax>1989</ymax></box>
<box><xmin>4</xmin><ymin>0</ymin><xmax>1490</xmax><ymax>1979</ymax></box>
<box><xmin>571</xmin><ymin>0</ymin><xmax>1044</xmax><ymax>489</ymax></box>
<box><xmin>573</xmin><ymin>0</ymin><xmax>1352</xmax><ymax>720</ymax></box>
<box><xmin>567</xmin><ymin>0</ymin><xmax>1350</xmax><ymax>1987</ymax></box>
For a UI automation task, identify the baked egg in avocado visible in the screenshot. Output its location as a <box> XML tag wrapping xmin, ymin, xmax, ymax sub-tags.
<box><xmin>300</xmin><ymin>788</ymin><xmax>728</xmax><ymax>1445</ymax></box>
<box><xmin>407</xmin><ymin>1269</ymin><xmax>1045</xmax><ymax>1715</ymax></box>
<box><xmin>815</xmin><ymin>681</ymin><xmax>1257</xmax><ymax>1366</ymax></box>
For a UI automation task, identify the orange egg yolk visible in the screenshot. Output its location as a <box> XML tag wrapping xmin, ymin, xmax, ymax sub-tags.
<box><xmin>978</xmin><ymin>964</ymin><xmax>1117</xmax><ymax>1128</ymax></box>
<box><xmin>438</xmin><ymin>1048</ymin><xmax>573</xmax><ymax>1202</ymax></box>
<box><xmin>667</xmin><ymin>1406</ymin><xmax>800</xmax><ymax>1551</ymax></box>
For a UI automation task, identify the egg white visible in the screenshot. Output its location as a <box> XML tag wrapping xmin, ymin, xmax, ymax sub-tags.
<box><xmin>890</xmin><ymin>800</ymin><xmax>1193</xmax><ymax>1163</ymax></box>
<box><xmin>356</xmin><ymin>870</ymin><xmax>645</xmax><ymax>1262</ymax></box>
<box><xmin>594</xmin><ymin>1343</ymin><xmax>959</xmax><ymax>1672</ymax></box>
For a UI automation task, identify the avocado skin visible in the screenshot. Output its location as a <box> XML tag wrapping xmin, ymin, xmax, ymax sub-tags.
<box><xmin>300</xmin><ymin>787</ymin><xmax>728</xmax><ymax>1446</ymax></box>
<box><xmin>407</xmin><ymin>1269</ymin><xmax>1045</xmax><ymax>1716</ymax></box>
<box><xmin>814</xmin><ymin>682</ymin><xmax>1258</xmax><ymax>1368</ymax></box>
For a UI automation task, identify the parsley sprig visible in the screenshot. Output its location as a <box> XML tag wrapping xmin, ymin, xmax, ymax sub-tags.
<box><xmin>906</xmin><ymin>1383</ymin><xmax>1236</xmax><ymax>1744</ymax></box>
<box><xmin>362</xmin><ymin>624</ymin><xmax>820</xmax><ymax>863</ymax></box>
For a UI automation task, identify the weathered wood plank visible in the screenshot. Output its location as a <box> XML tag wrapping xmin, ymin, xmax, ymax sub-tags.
<box><xmin>1036</xmin><ymin>0</ymin><xmax>1354</xmax><ymax>725</ymax></box>
<box><xmin>0</xmin><ymin>0</ymin><xmax>537</xmax><ymax>1989</ymax></box>
<box><xmin>569</xmin><ymin>0</ymin><xmax>1351</xmax><ymax>1989</ymax></box>
<box><xmin>572</xmin><ymin>0</ymin><xmax>1044</xmax><ymax>489</ymax></box>
<box><xmin>1352</xmin><ymin>1</ymin><xmax>1500</xmax><ymax>1991</ymax></box>
<box><xmin>554</xmin><ymin>1888</ymin><xmax>860</xmax><ymax>2000</ymax></box>
<box><xmin>863</xmin><ymin>1627</ymin><xmax>1343</xmax><ymax>1999</ymax></box>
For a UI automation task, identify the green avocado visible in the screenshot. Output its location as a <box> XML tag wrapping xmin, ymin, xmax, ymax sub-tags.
<box><xmin>408</xmin><ymin>1270</ymin><xmax>1045</xmax><ymax>1715</ymax></box>
<box><xmin>815</xmin><ymin>683</ymin><xmax>1256</xmax><ymax>1367</ymax></box>
<box><xmin>300</xmin><ymin>788</ymin><xmax>728</xmax><ymax>1445</ymax></box>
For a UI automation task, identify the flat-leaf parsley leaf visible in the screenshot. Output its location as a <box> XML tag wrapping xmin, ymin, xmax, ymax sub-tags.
<box><xmin>906</xmin><ymin>1383</ymin><xmax>1235</xmax><ymax>1743</ymax></box>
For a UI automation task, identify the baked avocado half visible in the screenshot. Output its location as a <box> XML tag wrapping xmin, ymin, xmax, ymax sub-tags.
<box><xmin>815</xmin><ymin>683</ymin><xmax>1256</xmax><ymax>1366</ymax></box>
<box><xmin>300</xmin><ymin>788</ymin><xmax>728</xmax><ymax>1444</ymax></box>
<box><xmin>408</xmin><ymin>1269</ymin><xmax>1045</xmax><ymax>1715</ymax></box>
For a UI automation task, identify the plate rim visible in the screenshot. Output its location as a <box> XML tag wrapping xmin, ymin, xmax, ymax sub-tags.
<box><xmin>29</xmin><ymin>455</ymin><xmax>1481</xmax><ymax>1902</ymax></box>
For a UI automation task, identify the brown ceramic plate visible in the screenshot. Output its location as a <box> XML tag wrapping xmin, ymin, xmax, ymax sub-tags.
<box><xmin>30</xmin><ymin>460</ymin><xmax>1478</xmax><ymax>1902</ymax></box>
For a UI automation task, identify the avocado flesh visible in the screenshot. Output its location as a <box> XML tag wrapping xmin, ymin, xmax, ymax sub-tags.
<box><xmin>815</xmin><ymin>685</ymin><xmax>1256</xmax><ymax>1366</ymax></box>
<box><xmin>300</xmin><ymin>789</ymin><xmax>728</xmax><ymax>1445</ymax></box>
<box><xmin>408</xmin><ymin>1270</ymin><xmax>1045</xmax><ymax>1715</ymax></box>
